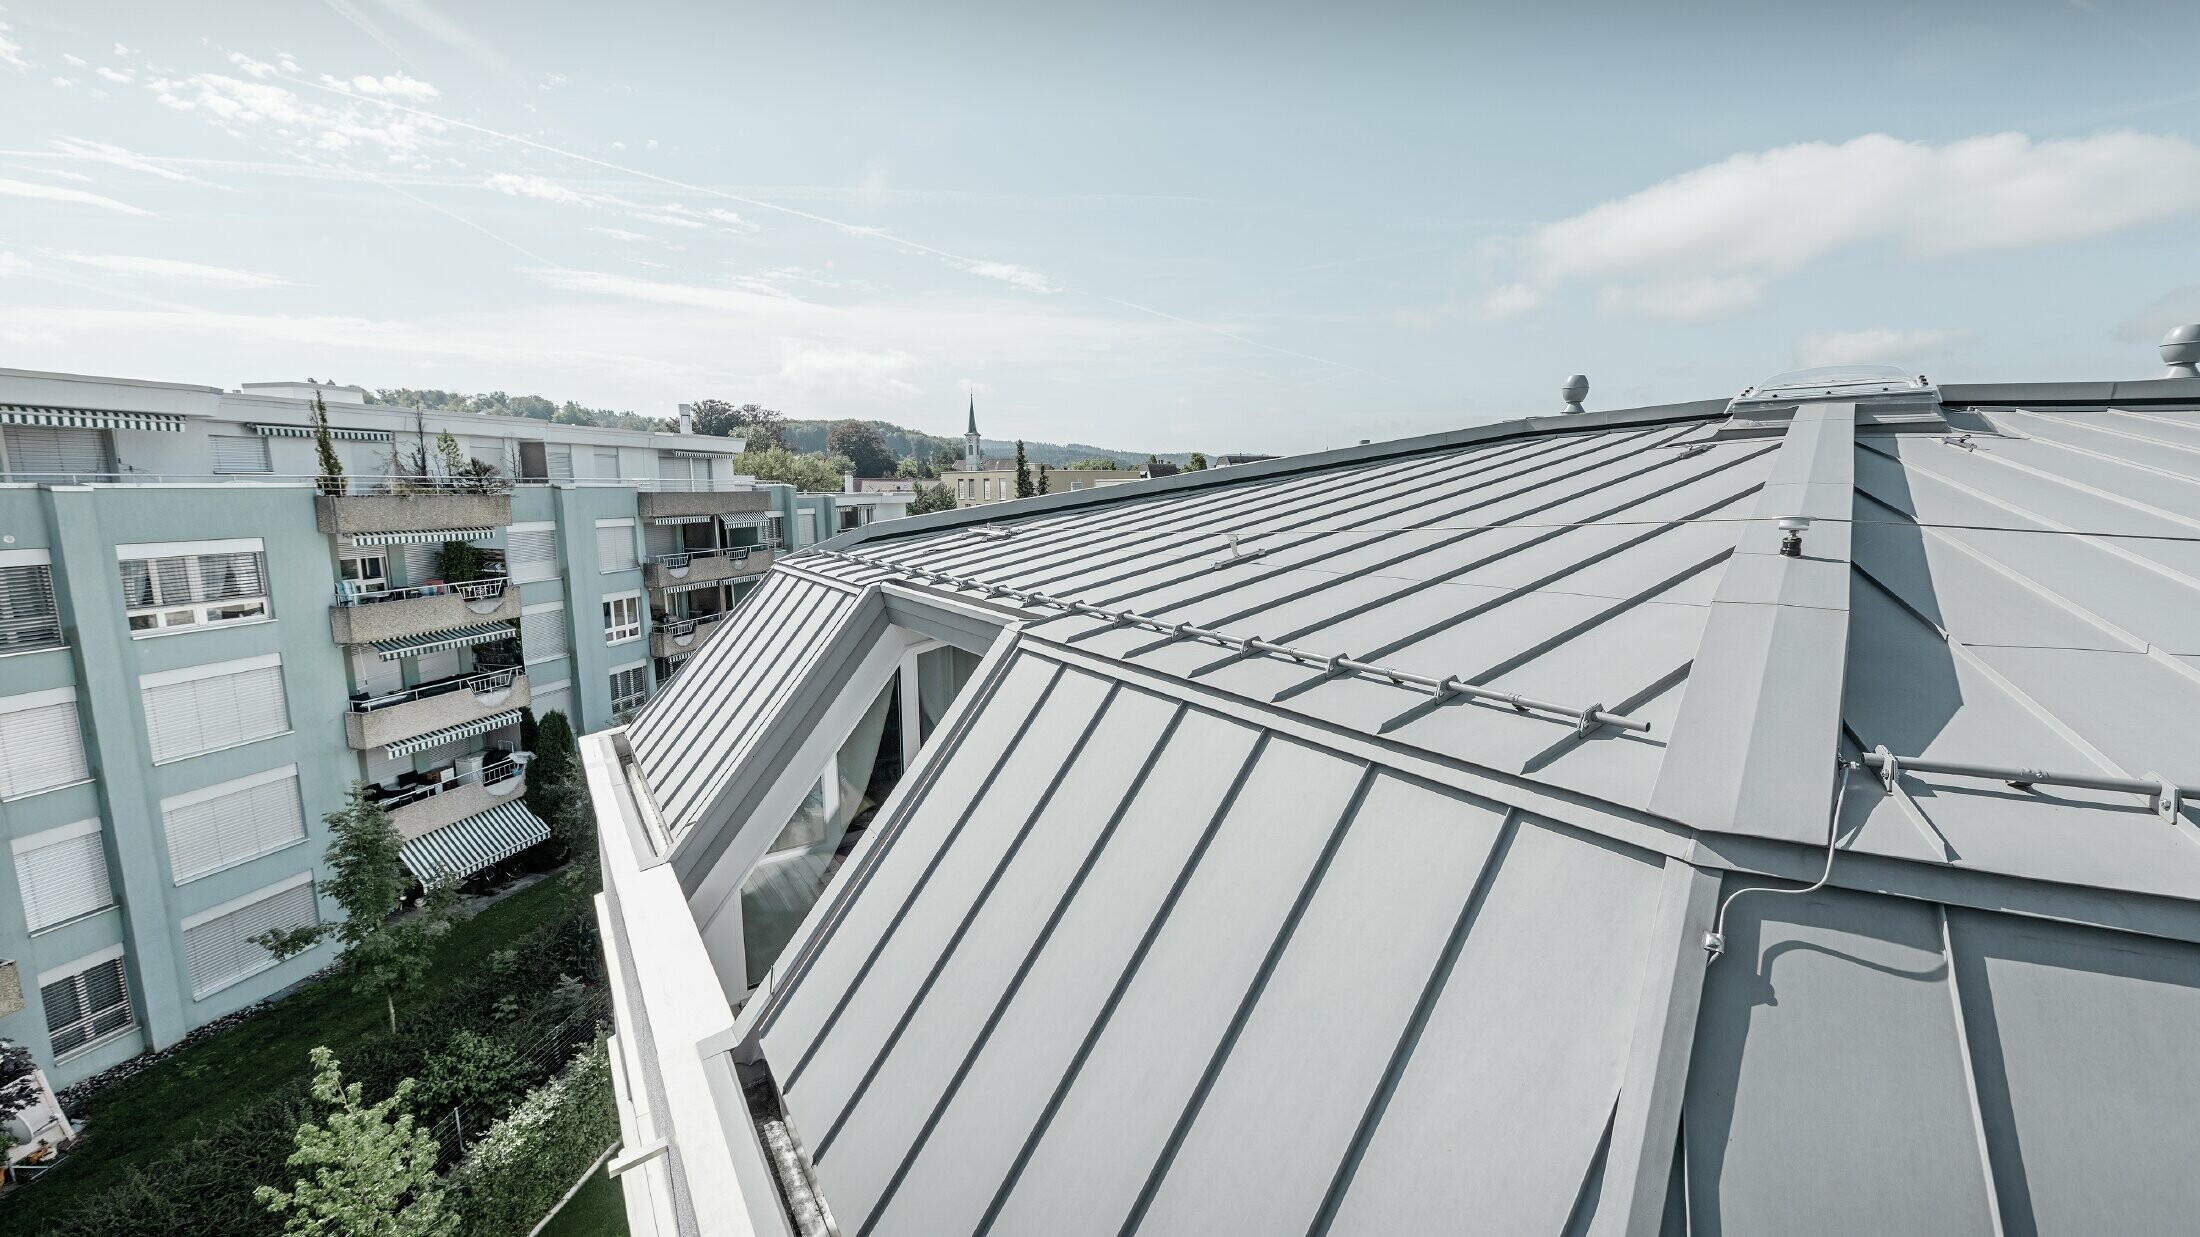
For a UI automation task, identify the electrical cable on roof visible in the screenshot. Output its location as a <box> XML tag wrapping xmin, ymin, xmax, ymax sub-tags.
<box><xmin>1702</xmin><ymin>757</ymin><xmax>1855</xmax><ymax>963</ymax></box>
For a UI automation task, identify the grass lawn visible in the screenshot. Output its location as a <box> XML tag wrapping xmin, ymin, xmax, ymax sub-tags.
<box><xmin>538</xmin><ymin>1163</ymin><xmax>630</xmax><ymax>1237</ymax></box>
<box><xmin>0</xmin><ymin>875</ymin><xmax>580</xmax><ymax>1235</ymax></box>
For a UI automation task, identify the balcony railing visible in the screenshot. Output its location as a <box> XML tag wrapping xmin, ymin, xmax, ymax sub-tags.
<box><xmin>377</xmin><ymin>753</ymin><xmax>528</xmax><ymax>811</ymax></box>
<box><xmin>651</xmin><ymin>545</ymin><xmax>755</xmax><ymax>570</ymax></box>
<box><xmin>350</xmin><ymin>667</ymin><xmax>519</xmax><ymax>714</ymax></box>
<box><xmin>336</xmin><ymin>574</ymin><xmax>507</xmax><ymax>608</ymax></box>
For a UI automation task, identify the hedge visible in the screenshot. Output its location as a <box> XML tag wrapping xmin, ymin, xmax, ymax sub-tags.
<box><xmin>445</xmin><ymin>1040</ymin><xmax>618</xmax><ymax>1237</ymax></box>
<box><xmin>32</xmin><ymin>901</ymin><xmax>605</xmax><ymax>1237</ymax></box>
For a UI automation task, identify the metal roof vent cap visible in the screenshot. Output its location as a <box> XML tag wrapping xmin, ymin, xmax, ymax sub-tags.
<box><xmin>1561</xmin><ymin>374</ymin><xmax>1589</xmax><ymax>414</ymax></box>
<box><xmin>2164</xmin><ymin>324</ymin><xmax>2200</xmax><ymax>378</ymax></box>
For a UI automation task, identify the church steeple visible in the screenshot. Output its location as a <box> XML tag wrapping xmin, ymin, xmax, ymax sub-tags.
<box><xmin>964</xmin><ymin>395</ymin><xmax>982</xmax><ymax>468</ymax></box>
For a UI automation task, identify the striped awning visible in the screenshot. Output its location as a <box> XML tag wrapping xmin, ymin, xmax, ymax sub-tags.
<box><xmin>1</xmin><ymin>405</ymin><xmax>186</xmax><ymax>433</ymax></box>
<box><xmin>720</xmin><ymin>513</ymin><xmax>772</xmax><ymax>530</ymax></box>
<box><xmin>669</xmin><ymin>449</ymin><xmax>728</xmax><ymax>459</ymax></box>
<box><xmin>372</xmin><ymin>622</ymin><xmax>516</xmax><ymax>661</ymax></box>
<box><xmin>649</xmin><ymin>515</ymin><xmax>715</xmax><ymax>526</ymax></box>
<box><xmin>398</xmin><ymin>800</ymin><xmax>550</xmax><ymax>883</ymax></box>
<box><xmin>249</xmin><ymin>423</ymin><xmax>391</xmax><ymax>442</ymax></box>
<box><xmin>346</xmin><ymin>528</ymin><xmax>496</xmax><ymax>547</ymax></box>
<box><xmin>383</xmin><ymin>708</ymin><xmax>523</xmax><ymax>757</ymax></box>
<box><xmin>660</xmin><ymin>578</ymin><xmax>727</xmax><ymax>596</ymax></box>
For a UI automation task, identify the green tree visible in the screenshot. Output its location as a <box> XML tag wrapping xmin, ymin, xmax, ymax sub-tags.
<box><xmin>826</xmin><ymin>420</ymin><xmax>896</xmax><ymax>478</ymax></box>
<box><xmin>434</xmin><ymin>430</ymin><xmax>467</xmax><ymax>483</ymax></box>
<box><xmin>0</xmin><ymin>1039</ymin><xmax>37</xmax><ymax>1126</ymax></box>
<box><xmin>312</xmin><ymin>392</ymin><xmax>347</xmax><ymax>496</ymax></box>
<box><xmin>735</xmin><ymin>446</ymin><xmax>847</xmax><ymax>492</ymax></box>
<box><xmin>526</xmin><ymin>710</ymin><xmax>577</xmax><ymax>821</ymax></box>
<box><xmin>255</xmin><ymin>1047</ymin><xmax>457</xmax><ymax>1237</ymax></box>
<box><xmin>909</xmin><ymin>481</ymin><xmax>957</xmax><ymax>515</ymax></box>
<box><xmin>1068</xmin><ymin>456</ymin><xmax>1122</xmax><ymax>471</ymax></box>
<box><xmin>1037</xmin><ymin>463</ymin><xmax>1051</xmax><ymax>495</ymax></box>
<box><xmin>1187</xmin><ymin>452</ymin><xmax>1209</xmax><ymax>471</ymax></box>
<box><xmin>690</xmin><ymin>400</ymin><xmax>787</xmax><ymax>449</ymax></box>
<box><xmin>1014</xmin><ymin>440</ymin><xmax>1035</xmax><ymax>499</ymax></box>
<box><xmin>258</xmin><ymin>785</ymin><xmax>464</xmax><ymax>1035</ymax></box>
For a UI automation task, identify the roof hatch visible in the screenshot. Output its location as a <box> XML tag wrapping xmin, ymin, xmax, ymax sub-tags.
<box><xmin>1722</xmin><ymin>363</ymin><xmax>1944</xmax><ymax>434</ymax></box>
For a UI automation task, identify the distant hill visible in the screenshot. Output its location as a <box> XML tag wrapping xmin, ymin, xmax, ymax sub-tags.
<box><xmin>779</xmin><ymin>419</ymin><xmax>1190</xmax><ymax>469</ymax></box>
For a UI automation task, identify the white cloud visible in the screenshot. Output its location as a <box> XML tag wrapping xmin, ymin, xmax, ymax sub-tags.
<box><xmin>327</xmin><ymin>71</ymin><xmax>439</xmax><ymax>100</ymax></box>
<box><xmin>49</xmin><ymin>138</ymin><xmax>224</xmax><ymax>187</ymax></box>
<box><xmin>1595</xmin><ymin>276</ymin><xmax>1765</xmax><ymax>323</ymax></box>
<box><xmin>148</xmin><ymin>72</ymin><xmax>447</xmax><ymax>158</ymax></box>
<box><xmin>0</xmin><ymin>176</ymin><xmax>151</xmax><ymax>215</ymax></box>
<box><xmin>531</xmin><ymin>268</ymin><xmax>813</xmax><ymax>314</ymax></box>
<box><xmin>963</xmin><ymin>260</ymin><xmax>1058</xmax><ymax>294</ymax></box>
<box><xmin>227</xmin><ymin>52</ymin><xmax>276</xmax><ymax>79</ymax></box>
<box><xmin>1477</xmin><ymin>282</ymin><xmax>1544</xmax><ymax>320</ymax></box>
<box><xmin>96</xmin><ymin>66</ymin><xmax>132</xmax><ymax>84</ymax></box>
<box><xmin>774</xmin><ymin>341</ymin><xmax>920</xmax><ymax>396</ymax></box>
<box><xmin>588</xmin><ymin>226</ymin><xmax>649</xmax><ymax>243</ymax></box>
<box><xmin>1498</xmin><ymin>131</ymin><xmax>2200</xmax><ymax>320</ymax></box>
<box><xmin>0</xmin><ymin>22</ymin><xmax>28</xmax><ymax>70</ymax></box>
<box><xmin>46</xmin><ymin>251</ymin><xmax>297</xmax><ymax>289</ymax></box>
<box><xmin>484</xmin><ymin>172</ymin><xmax>590</xmax><ymax>205</ymax></box>
<box><xmin>1795</xmin><ymin>327</ymin><xmax>1980</xmax><ymax>369</ymax></box>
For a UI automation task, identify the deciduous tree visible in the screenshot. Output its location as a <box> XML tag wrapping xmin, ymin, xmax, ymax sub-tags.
<box><xmin>255</xmin><ymin>1047</ymin><xmax>456</xmax><ymax>1237</ymax></box>
<box><xmin>826</xmin><ymin>420</ymin><xmax>896</xmax><ymax>478</ymax></box>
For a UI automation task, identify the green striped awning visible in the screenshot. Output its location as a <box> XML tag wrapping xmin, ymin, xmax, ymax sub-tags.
<box><xmin>649</xmin><ymin>515</ymin><xmax>716</xmax><ymax>526</ymax></box>
<box><xmin>383</xmin><ymin>708</ymin><xmax>523</xmax><ymax>757</ymax></box>
<box><xmin>719</xmin><ymin>514</ymin><xmax>772</xmax><ymax>530</ymax></box>
<box><xmin>399</xmin><ymin>800</ymin><xmax>549</xmax><ymax>883</ymax></box>
<box><xmin>249</xmin><ymin>423</ymin><xmax>391</xmax><ymax>441</ymax></box>
<box><xmin>1</xmin><ymin>405</ymin><xmax>186</xmax><ymax>432</ymax></box>
<box><xmin>372</xmin><ymin>622</ymin><xmax>516</xmax><ymax>661</ymax></box>
<box><xmin>346</xmin><ymin>528</ymin><xmax>497</xmax><ymax>547</ymax></box>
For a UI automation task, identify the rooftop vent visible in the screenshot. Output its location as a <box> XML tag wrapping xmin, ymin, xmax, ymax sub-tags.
<box><xmin>1561</xmin><ymin>374</ymin><xmax>1589</xmax><ymax>414</ymax></box>
<box><xmin>2164</xmin><ymin>324</ymin><xmax>2200</xmax><ymax>378</ymax></box>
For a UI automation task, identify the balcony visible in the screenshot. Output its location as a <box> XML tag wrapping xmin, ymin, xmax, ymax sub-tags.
<box><xmin>315</xmin><ymin>489</ymin><xmax>512</xmax><ymax>537</ymax></box>
<box><xmin>344</xmin><ymin>668</ymin><xmax>531</xmax><ymax>751</ymax></box>
<box><xmin>635</xmin><ymin>486</ymin><xmax>770</xmax><ymax>522</ymax></box>
<box><xmin>644</xmin><ymin>545</ymin><xmax>773</xmax><ymax>592</ymax></box>
<box><xmin>650</xmin><ymin>610</ymin><xmax>729</xmax><ymax>659</ymax></box>
<box><xmin>380</xmin><ymin>754</ymin><xmax>531</xmax><ymax>841</ymax></box>
<box><xmin>327</xmin><ymin>577</ymin><xmax>519</xmax><ymax>645</ymax></box>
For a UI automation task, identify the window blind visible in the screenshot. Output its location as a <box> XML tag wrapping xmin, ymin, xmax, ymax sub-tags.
<box><xmin>596</xmin><ymin>522</ymin><xmax>638</xmax><ymax>572</ymax></box>
<box><xmin>506</xmin><ymin>524</ymin><xmax>558</xmax><ymax>583</ymax></box>
<box><xmin>118</xmin><ymin>551</ymin><xmax>268</xmax><ymax>607</ymax></box>
<box><xmin>183</xmin><ymin>880</ymin><xmax>317</xmax><ymax>999</ymax></box>
<box><xmin>14</xmin><ymin>821</ymin><xmax>113</xmax><ymax>932</ymax></box>
<box><xmin>142</xmin><ymin>662</ymin><xmax>290</xmax><ymax>762</ymax></box>
<box><xmin>42</xmin><ymin>955</ymin><xmax>130</xmax><ymax>1056</ymax></box>
<box><xmin>546</xmin><ymin>444</ymin><xmax>574</xmax><ymax>480</ymax></box>
<box><xmin>0</xmin><ymin>694</ymin><xmax>90</xmax><ymax>798</ymax></box>
<box><xmin>519</xmin><ymin>605</ymin><xmax>568</xmax><ymax>662</ymax></box>
<box><xmin>609</xmin><ymin>665</ymin><xmax>648</xmax><ymax>711</ymax></box>
<box><xmin>210</xmin><ymin>434</ymin><xmax>272</xmax><ymax>474</ymax></box>
<box><xmin>0</xmin><ymin>563</ymin><xmax>60</xmax><ymax>651</ymax></box>
<box><xmin>4</xmin><ymin>427</ymin><xmax>110</xmax><ymax>476</ymax></box>
<box><xmin>161</xmin><ymin>769</ymin><xmax>306</xmax><ymax>883</ymax></box>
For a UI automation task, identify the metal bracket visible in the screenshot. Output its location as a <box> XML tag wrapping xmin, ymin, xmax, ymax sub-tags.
<box><xmin>2148</xmin><ymin>772</ymin><xmax>2182</xmax><ymax>825</ymax></box>
<box><xmin>1874</xmin><ymin>744</ymin><xmax>1900</xmax><ymax>793</ymax></box>
<box><xmin>1575</xmin><ymin>701</ymin><xmax>1607</xmax><ymax>736</ymax></box>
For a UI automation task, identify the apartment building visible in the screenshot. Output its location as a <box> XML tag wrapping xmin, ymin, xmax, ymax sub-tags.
<box><xmin>0</xmin><ymin>368</ymin><xmax>889</xmax><ymax>1087</ymax></box>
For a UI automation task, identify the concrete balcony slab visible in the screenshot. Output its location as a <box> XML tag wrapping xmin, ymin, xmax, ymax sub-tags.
<box><xmin>328</xmin><ymin>582</ymin><xmax>519</xmax><ymax>645</ymax></box>
<box><xmin>346</xmin><ymin>670</ymin><xmax>531</xmax><ymax>751</ymax></box>
<box><xmin>315</xmin><ymin>491</ymin><xmax>512</xmax><ymax>536</ymax></box>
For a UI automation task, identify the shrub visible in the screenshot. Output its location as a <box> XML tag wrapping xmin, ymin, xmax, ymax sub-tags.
<box><xmin>444</xmin><ymin>1040</ymin><xmax>617</xmax><ymax>1237</ymax></box>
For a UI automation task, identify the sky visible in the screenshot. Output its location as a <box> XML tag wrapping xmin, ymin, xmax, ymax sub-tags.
<box><xmin>1</xmin><ymin>1</ymin><xmax>2198</xmax><ymax>454</ymax></box>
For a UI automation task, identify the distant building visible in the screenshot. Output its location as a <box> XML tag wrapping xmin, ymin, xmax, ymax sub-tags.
<box><xmin>939</xmin><ymin>397</ymin><xmax>1144</xmax><ymax>505</ymax></box>
<box><xmin>1214</xmin><ymin>452</ymin><xmax>1278</xmax><ymax>466</ymax></box>
<box><xmin>0</xmin><ymin>367</ymin><xmax>899</xmax><ymax>1087</ymax></box>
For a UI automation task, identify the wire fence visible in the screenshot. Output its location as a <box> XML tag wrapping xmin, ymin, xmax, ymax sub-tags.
<box><xmin>423</xmin><ymin>989</ymin><xmax>612</xmax><ymax>1171</ymax></box>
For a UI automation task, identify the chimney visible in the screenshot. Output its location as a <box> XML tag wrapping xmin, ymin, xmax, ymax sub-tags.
<box><xmin>2163</xmin><ymin>325</ymin><xmax>2200</xmax><ymax>379</ymax></box>
<box><xmin>1562</xmin><ymin>374</ymin><xmax>1589</xmax><ymax>414</ymax></box>
<box><xmin>843</xmin><ymin>471</ymin><xmax>856</xmax><ymax>494</ymax></box>
<box><xmin>676</xmin><ymin>402</ymin><xmax>695</xmax><ymax>434</ymax></box>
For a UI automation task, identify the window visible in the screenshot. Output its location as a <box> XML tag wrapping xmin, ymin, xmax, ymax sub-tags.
<box><xmin>520</xmin><ymin>602</ymin><xmax>569</xmax><ymax>662</ymax></box>
<box><xmin>41</xmin><ymin>950</ymin><xmax>131</xmax><ymax>1057</ymax></box>
<box><xmin>14</xmin><ymin>820</ymin><xmax>114</xmax><ymax>932</ymax></box>
<box><xmin>0</xmin><ymin>553</ymin><xmax>61</xmax><ymax>651</ymax></box>
<box><xmin>117</xmin><ymin>539</ymin><xmax>270</xmax><ymax>634</ymax></box>
<box><xmin>594</xmin><ymin>449</ymin><xmax>619</xmax><ymax>479</ymax></box>
<box><xmin>609</xmin><ymin>664</ymin><xmax>648</xmax><ymax>714</ymax></box>
<box><xmin>140</xmin><ymin>654</ymin><xmax>290</xmax><ymax>763</ymax></box>
<box><xmin>0</xmin><ymin>688</ymin><xmax>89</xmax><ymax>799</ymax></box>
<box><xmin>182</xmin><ymin>876</ymin><xmax>318</xmax><ymax>999</ymax></box>
<box><xmin>339</xmin><ymin>550</ymin><xmax>389</xmax><ymax>598</ymax></box>
<box><xmin>595</xmin><ymin>519</ymin><xmax>638</xmax><ymax>573</ymax></box>
<box><xmin>210</xmin><ymin>434</ymin><xmax>271</xmax><ymax>474</ymax></box>
<box><xmin>546</xmin><ymin>444</ymin><xmax>574</xmax><ymax>481</ymax></box>
<box><xmin>3</xmin><ymin>427</ymin><xmax>110</xmax><ymax>477</ymax></box>
<box><xmin>530</xmin><ymin>680</ymin><xmax>571</xmax><ymax>723</ymax></box>
<box><xmin>161</xmin><ymin>766</ymin><xmax>307</xmax><ymax>883</ymax></box>
<box><xmin>603</xmin><ymin>593</ymin><xmax>641</xmax><ymax>644</ymax></box>
<box><xmin>506</xmin><ymin>523</ymin><xmax>559</xmax><ymax>583</ymax></box>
